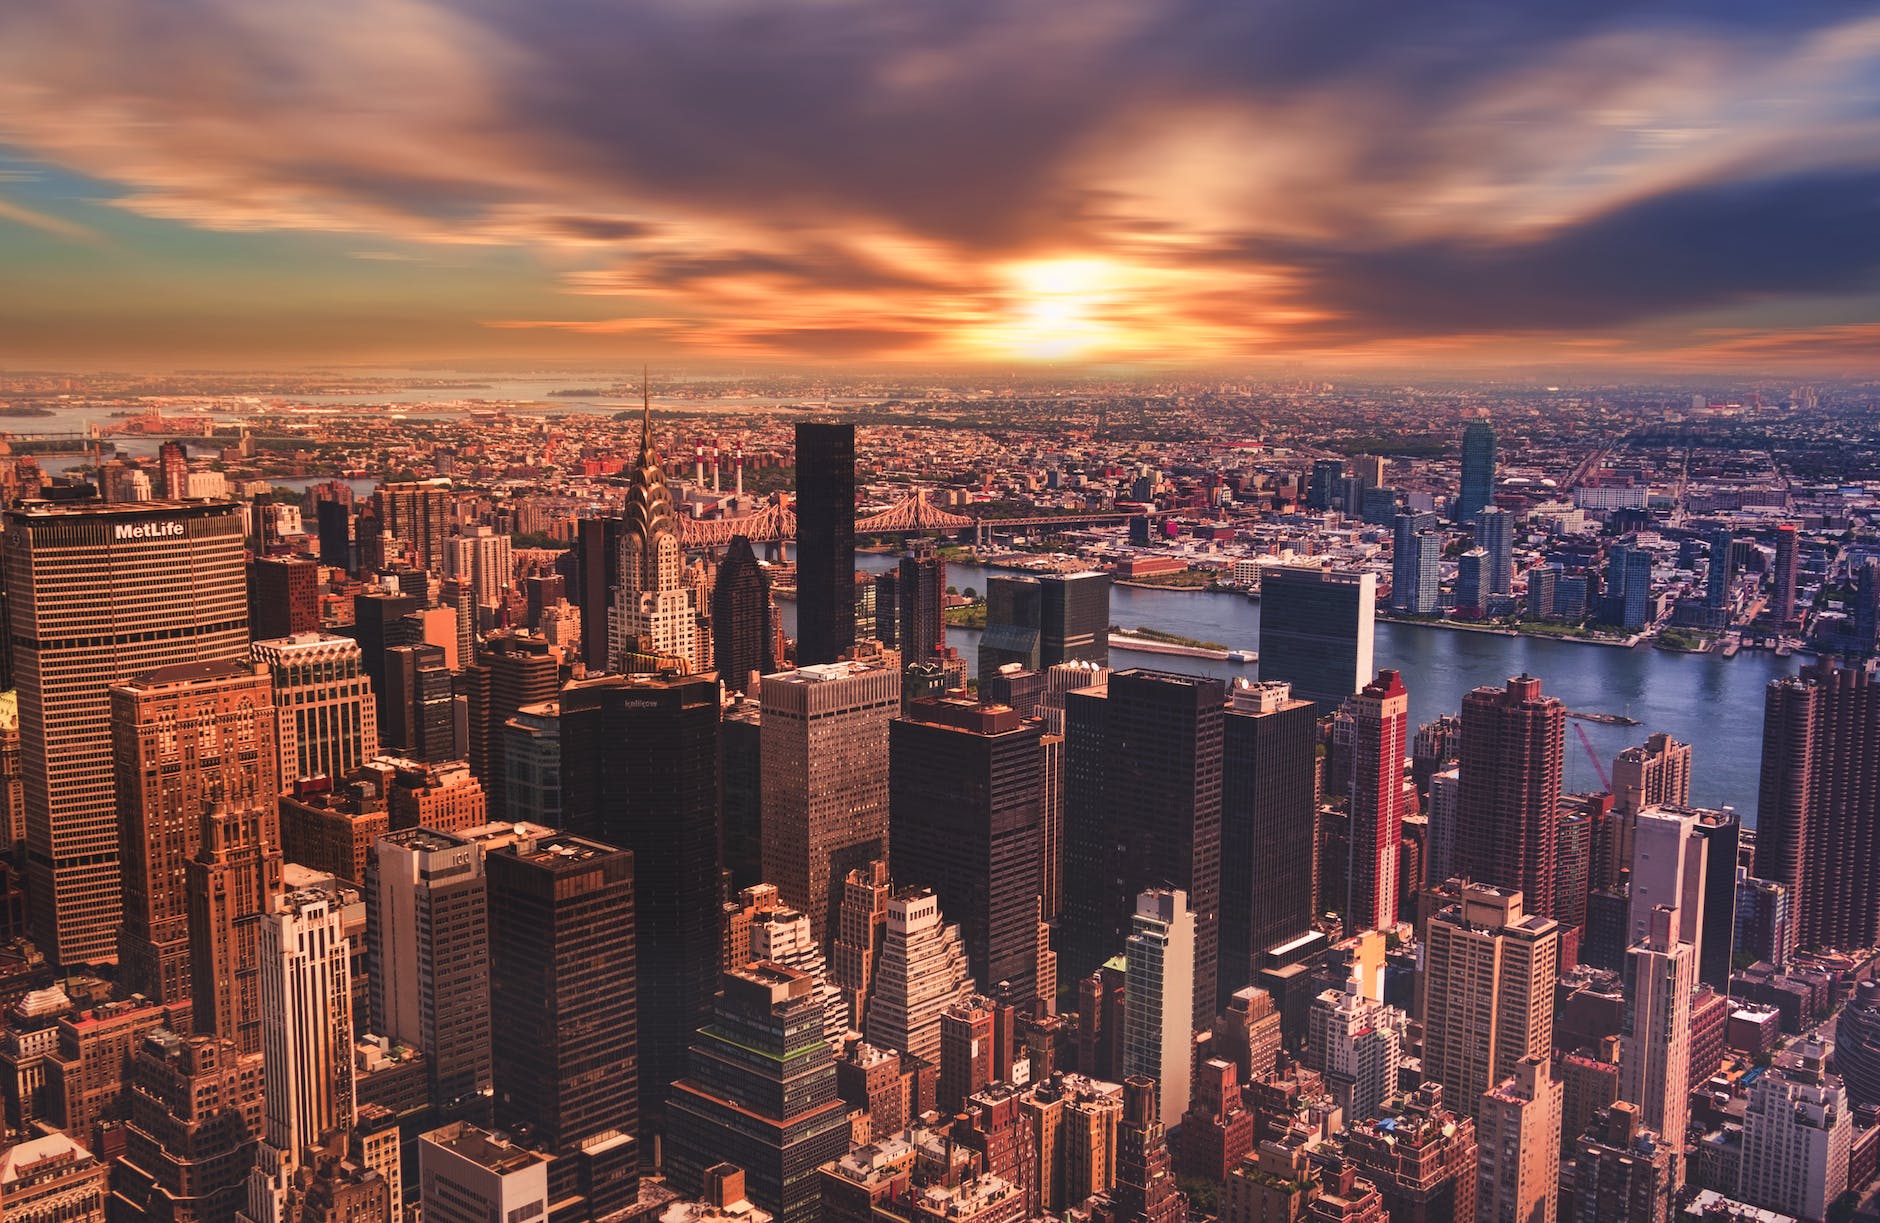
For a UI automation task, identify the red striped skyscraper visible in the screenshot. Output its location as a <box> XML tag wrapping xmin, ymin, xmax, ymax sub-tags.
<box><xmin>1457</xmin><ymin>675</ymin><xmax>1565</xmax><ymax>920</ymax></box>
<box><xmin>1346</xmin><ymin>670</ymin><xmax>1408</xmax><ymax>934</ymax></box>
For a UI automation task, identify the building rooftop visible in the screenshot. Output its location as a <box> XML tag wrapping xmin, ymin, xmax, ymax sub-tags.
<box><xmin>0</xmin><ymin>1132</ymin><xmax>92</xmax><ymax>1185</ymax></box>
<box><xmin>500</xmin><ymin>833</ymin><xmax>623</xmax><ymax>867</ymax></box>
<box><xmin>118</xmin><ymin>657</ymin><xmax>264</xmax><ymax>690</ymax></box>
<box><xmin>423</xmin><ymin>1122</ymin><xmax>545</xmax><ymax>1175</ymax></box>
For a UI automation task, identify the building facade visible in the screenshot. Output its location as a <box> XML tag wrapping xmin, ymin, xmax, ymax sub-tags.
<box><xmin>5</xmin><ymin>500</ymin><xmax>250</xmax><ymax>966</ymax></box>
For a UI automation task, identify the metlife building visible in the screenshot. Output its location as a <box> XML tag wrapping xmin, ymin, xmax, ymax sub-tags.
<box><xmin>3</xmin><ymin>499</ymin><xmax>248</xmax><ymax>965</ymax></box>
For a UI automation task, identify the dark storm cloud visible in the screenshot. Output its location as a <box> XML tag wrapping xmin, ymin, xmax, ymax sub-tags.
<box><xmin>1258</xmin><ymin>166</ymin><xmax>1880</xmax><ymax>337</ymax></box>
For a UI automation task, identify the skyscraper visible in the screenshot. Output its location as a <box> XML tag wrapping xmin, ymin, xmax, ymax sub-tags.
<box><xmin>1611</xmin><ymin>732</ymin><xmax>1691</xmax><ymax>816</ymax></box>
<box><xmin>559</xmin><ymin>672</ymin><xmax>720</xmax><ymax>1128</ymax></box>
<box><xmin>445</xmin><ymin>526</ymin><xmax>514</xmax><ymax>610</ymax></box>
<box><xmin>1307</xmin><ymin>460</ymin><xmax>1345</xmax><ymax>513</ymax></box>
<box><xmin>1257</xmin><ymin>567</ymin><xmax>1376</xmax><ymax>715</ymax></box>
<box><xmin>1390</xmin><ymin>516</ymin><xmax>1439</xmax><ymax>616</ymax></box>
<box><xmin>794</xmin><ymin>423</ymin><xmax>856</xmax><ymax>666</ymax></box>
<box><xmin>711</xmin><ymin>536</ymin><xmax>775</xmax><ymax>693</ymax></box>
<box><xmin>478</xmin><ymin>633</ymin><xmax>558</xmax><ymax>822</ymax></box>
<box><xmin>666</xmin><ymin>965</ymin><xmax>850</xmax><ymax>1223</ymax></box>
<box><xmin>1457</xmin><ymin>675</ymin><xmax>1565</xmax><ymax>920</ymax></box>
<box><xmin>890</xmin><ymin>696</ymin><xmax>1046</xmax><ymax>1004</ymax></box>
<box><xmin>1626</xmin><ymin>806</ymin><xmax>1707</xmax><ymax>965</ymax></box>
<box><xmin>1475</xmin><ymin>1057</ymin><xmax>1562</xmax><ymax>1223</ymax></box>
<box><xmin>186</xmin><ymin>796</ymin><xmax>283</xmax><ymax>1055</ymax></box>
<box><xmin>246</xmin><ymin>888</ymin><xmax>355</xmax><ymax>1223</ymax></box>
<box><xmin>418</xmin><ymin>1124</ymin><xmax>548</xmax><ymax>1223</ymax></box>
<box><xmin>1736</xmin><ymin>1040</ymin><xmax>1851</xmax><ymax>1223</ymax></box>
<box><xmin>1458</xmin><ymin>421</ymin><xmax>1496</xmax><ymax>523</ymax></box>
<box><xmin>760</xmin><ymin>661</ymin><xmax>899</xmax><ymax>944</ymax></box>
<box><xmin>1422</xmin><ymin>885</ymin><xmax>1559</xmax><ymax>1117</ymax></box>
<box><xmin>1063</xmin><ymin>670</ymin><xmax>1224</xmax><ymax>1029</ymax></box>
<box><xmin>1305</xmin><ymin>983</ymin><xmax>1408</xmax><ymax>1126</ymax></box>
<box><xmin>1106</xmin><ymin>1077</ymin><xmax>1185</xmax><ymax>1223</ymax></box>
<box><xmin>1706</xmin><ymin>529</ymin><xmax>1737</xmax><ymax>613</ymax></box>
<box><xmin>486</xmin><ymin>834</ymin><xmax>637</xmax><ymax>1180</ymax></box>
<box><xmin>1771</xmin><ymin>523</ymin><xmax>1800</xmax><ymax>630</ymax></box>
<box><xmin>351</xmin><ymin>590</ymin><xmax>422</xmax><ymax>733</ymax></box>
<box><xmin>5</xmin><ymin>500</ymin><xmax>250</xmax><ymax>967</ymax></box>
<box><xmin>112</xmin><ymin>658</ymin><xmax>278</xmax><ymax>1006</ymax></box>
<box><xmin>1568</xmin><ymin>1104</ymin><xmax>1670</xmax><ymax>1223</ymax></box>
<box><xmin>251</xmin><ymin>633</ymin><xmax>379</xmax><ymax>790</ymax></box>
<box><xmin>610</xmin><ymin>401</ymin><xmax>698</xmax><ymax>672</ymax></box>
<box><xmin>895</xmin><ymin>546</ymin><xmax>947</xmax><ymax>666</ymax></box>
<box><xmin>1474</xmin><ymin>506</ymin><xmax>1514</xmax><ymax>599</ymax></box>
<box><xmin>1757</xmin><ymin>658</ymin><xmax>1880</xmax><ymax>952</ymax></box>
<box><xmin>114</xmin><ymin>1030</ymin><xmax>264</xmax><ymax>1223</ymax></box>
<box><xmin>1122</xmin><ymin>890</ymin><xmax>1196</xmax><ymax>1131</ymax></box>
<box><xmin>247</xmin><ymin>556</ymin><xmax>318</xmax><ymax>643</ymax></box>
<box><xmin>1345</xmin><ymin>671</ymin><xmax>1407</xmax><ymax>935</ymax></box>
<box><xmin>384</xmin><ymin>642</ymin><xmax>456</xmax><ymax>762</ymax></box>
<box><xmin>1618</xmin><ymin>905</ymin><xmax>1693</xmax><ymax>1188</ymax></box>
<box><xmin>863</xmin><ymin>888</ymin><xmax>973</xmax><ymax>1066</ymax></box>
<box><xmin>367</xmin><ymin>828</ymin><xmax>492</xmax><ymax>1123</ymax></box>
<box><xmin>375</xmin><ymin>479</ymin><xmax>451</xmax><ymax>574</ymax></box>
<box><xmin>979</xmin><ymin>572</ymin><xmax>1111</xmax><ymax>675</ymax></box>
<box><xmin>573</xmin><ymin>516</ymin><xmax>623</xmax><ymax>671</ymax></box>
<box><xmin>1220</xmin><ymin>680</ymin><xmax>1316</xmax><ymax>1005</ymax></box>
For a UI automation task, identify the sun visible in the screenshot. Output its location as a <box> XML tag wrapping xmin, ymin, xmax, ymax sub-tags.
<box><xmin>986</xmin><ymin>258</ymin><xmax>1121</xmax><ymax>360</ymax></box>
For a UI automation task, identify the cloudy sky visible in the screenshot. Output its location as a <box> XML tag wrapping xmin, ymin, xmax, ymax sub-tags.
<box><xmin>4</xmin><ymin>0</ymin><xmax>1880</xmax><ymax>371</ymax></box>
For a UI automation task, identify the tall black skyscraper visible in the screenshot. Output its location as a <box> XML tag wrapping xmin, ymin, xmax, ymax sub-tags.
<box><xmin>573</xmin><ymin>515</ymin><xmax>624</xmax><ymax>672</ymax></box>
<box><xmin>889</xmin><ymin>696</ymin><xmax>1047</xmax><ymax>1004</ymax></box>
<box><xmin>315</xmin><ymin>498</ymin><xmax>352</xmax><ymax>570</ymax></box>
<box><xmin>794</xmin><ymin>423</ymin><xmax>855</xmax><ymax>665</ymax></box>
<box><xmin>560</xmin><ymin>672</ymin><xmax>720</xmax><ymax>1130</ymax></box>
<box><xmin>1064</xmin><ymin>669</ymin><xmax>1224</xmax><ymax>1029</ymax></box>
<box><xmin>486</xmin><ymin>833</ymin><xmax>640</xmax><ymax>1219</ymax></box>
<box><xmin>1220</xmin><ymin>679</ymin><xmax>1318</xmax><ymax>1006</ymax></box>
<box><xmin>979</xmin><ymin>571</ymin><xmax>1111</xmax><ymax>675</ymax></box>
<box><xmin>349</xmin><ymin>590</ymin><xmax>422</xmax><ymax>731</ymax></box>
<box><xmin>1458</xmin><ymin>421</ymin><xmax>1497</xmax><ymax>523</ymax></box>
<box><xmin>896</xmin><ymin>545</ymin><xmax>946</xmax><ymax>666</ymax></box>
<box><xmin>711</xmin><ymin>536</ymin><xmax>774</xmax><ymax>694</ymax></box>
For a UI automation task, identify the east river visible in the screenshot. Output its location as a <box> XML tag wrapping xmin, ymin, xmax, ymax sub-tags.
<box><xmin>780</xmin><ymin>555</ymin><xmax>1801</xmax><ymax>827</ymax></box>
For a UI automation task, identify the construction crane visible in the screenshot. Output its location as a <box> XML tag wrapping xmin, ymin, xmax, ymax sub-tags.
<box><xmin>1574</xmin><ymin>722</ymin><xmax>1612</xmax><ymax>791</ymax></box>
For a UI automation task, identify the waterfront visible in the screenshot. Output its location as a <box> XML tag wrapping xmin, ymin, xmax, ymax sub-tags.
<box><xmin>790</xmin><ymin>555</ymin><xmax>1799</xmax><ymax>824</ymax></box>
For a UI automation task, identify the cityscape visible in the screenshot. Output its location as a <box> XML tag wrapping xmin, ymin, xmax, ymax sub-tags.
<box><xmin>4</xmin><ymin>4</ymin><xmax>1880</xmax><ymax>1223</ymax></box>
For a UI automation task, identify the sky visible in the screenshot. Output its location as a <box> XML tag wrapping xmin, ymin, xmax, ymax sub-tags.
<box><xmin>4</xmin><ymin>1</ymin><xmax>1880</xmax><ymax>373</ymax></box>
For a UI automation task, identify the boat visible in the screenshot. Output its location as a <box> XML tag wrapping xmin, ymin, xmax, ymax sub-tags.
<box><xmin>1565</xmin><ymin>711</ymin><xmax>1641</xmax><ymax>727</ymax></box>
<box><xmin>1227</xmin><ymin>649</ymin><xmax>1259</xmax><ymax>664</ymax></box>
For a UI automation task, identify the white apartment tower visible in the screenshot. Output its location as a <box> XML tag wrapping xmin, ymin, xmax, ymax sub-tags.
<box><xmin>863</xmin><ymin>888</ymin><xmax>973</xmax><ymax>1066</ymax></box>
<box><xmin>445</xmin><ymin>526</ymin><xmax>514</xmax><ymax>609</ymax></box>
<box><xmin>747</xmin><ymin>904</ymin><xmax>852</xmax><ymax>1050</ymax></box>
<box><xmin>1122</xmin><ymin>888</ymin><xmax>1195</xmax><ymax>1131</ymax></box>
<box><xmin>1620</xmin><ymin>903</ymin><xmax>1695</xmax><ymax>1189</ymax></box>
<box><xmin>1738</xmin><ymin>1040</ymin><xmax>1852</xmax><ymax>1223</ymax></box>
<box><xmin>1628</xmin><ymin>806</ymin><xmax>1708</xmax><ymax>966</ymax></box>
<box><xmin>1306</xmin><ymin>981</ymin><xmax>1408</xmax><ymax>1126</ymax></box>
<box><xmin>244</xmin><ymin>887</ymin><xmax>355</xmax><ymax>1223</ymax></box>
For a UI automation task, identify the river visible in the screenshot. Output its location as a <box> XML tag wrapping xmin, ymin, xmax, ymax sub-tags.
<box><xmin>781</xmin><ymin>554</ymin><xmax>1797</xmax><ymax>825</ymax></box>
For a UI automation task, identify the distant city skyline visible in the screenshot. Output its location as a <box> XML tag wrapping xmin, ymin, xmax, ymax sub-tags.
<box><xmin>3</xmin><ymin>5</ymin><xmax>1880</xmax><ymax>369</ymax></box>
